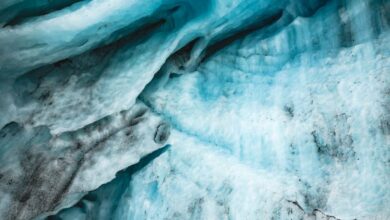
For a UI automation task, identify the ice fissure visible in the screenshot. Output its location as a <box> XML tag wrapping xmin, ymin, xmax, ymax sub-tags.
<box><xmin>0</xmin><ymin>0</ymin><xmax>389</xmax><ymax>219</ymax></box>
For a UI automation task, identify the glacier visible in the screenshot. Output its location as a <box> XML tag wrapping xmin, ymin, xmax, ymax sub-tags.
<box><xmin>0</xmin><ymin>0</ymin><xmax>389</xmax><ymax>219</ymax></box>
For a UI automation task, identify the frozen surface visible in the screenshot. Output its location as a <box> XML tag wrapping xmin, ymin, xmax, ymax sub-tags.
<box><xmin>0</xmin><ymin>0</ymin><xmax>389</xmax><ymax>219</ymax></box>
<box><xmin>0</xmin><ymin>103</ymin><xmax>170</xmax><ymax>220</ymax></box>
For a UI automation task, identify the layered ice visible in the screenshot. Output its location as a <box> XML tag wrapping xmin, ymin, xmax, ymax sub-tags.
<box><xmin>0</xmin><ymin>0</ymin><xmax>389</xmax><ymax>219</ymax></box>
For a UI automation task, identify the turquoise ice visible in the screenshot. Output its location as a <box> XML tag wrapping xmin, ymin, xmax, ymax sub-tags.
<box><xmin>0</xmin><ymin>0</ymin><xmax>389</xmax><ymax>219</ymax></box>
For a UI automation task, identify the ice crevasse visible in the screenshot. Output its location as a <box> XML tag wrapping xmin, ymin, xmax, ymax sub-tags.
<box><xmin>0</xmin><ymin>0</ymin><xmax>389</xmax><ymax>219</ymax></box>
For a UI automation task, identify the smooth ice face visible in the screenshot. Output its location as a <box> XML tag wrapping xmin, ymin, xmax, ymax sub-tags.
<box><xmin>0</xmin><ymin>0</ymin><xmax>389</xmax><ymax>220</ymax></box>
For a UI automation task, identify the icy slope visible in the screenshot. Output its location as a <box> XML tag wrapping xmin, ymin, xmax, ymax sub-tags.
<box><xmin>0</xmin><ymin>0</ymin><xmax>389</xmax><ymax>219</ymax></box>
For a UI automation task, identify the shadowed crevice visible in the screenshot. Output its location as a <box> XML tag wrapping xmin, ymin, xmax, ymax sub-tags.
<box><xmin>2</xmin><ymin>0</ymin><xmax>89</xmax><ymax>27</ymax></box>
<box><xmin>202</xmin><ymin>10</ymin><xmax>284</xmax><ymax>62</ymax></box>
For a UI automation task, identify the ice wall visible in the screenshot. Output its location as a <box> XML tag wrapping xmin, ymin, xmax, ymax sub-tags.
<box><xmin>0</xmin><ymin>0</ymin><xmax>389</xmax><ymax>219</ymax></box>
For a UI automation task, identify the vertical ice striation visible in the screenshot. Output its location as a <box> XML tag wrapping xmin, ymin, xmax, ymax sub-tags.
<box><xmin>0</xmin><ymin>0</ymin><xmax>389</xmax><ymax>219</ymax></box>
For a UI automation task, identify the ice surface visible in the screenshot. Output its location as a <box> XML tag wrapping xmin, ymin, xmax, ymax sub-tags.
<box><xmin>0</xmin><ymin>103</ymin><xmax>170</xmax><ymax>220</ymax></box>
<box><xmin>0</xmin><ymin>0</ymin><xmax>289</xmax><ymax>134</ymax></box>
<box><xmin>0</xmin><ymin>0</ymin><xmax>389</xmax><ymax>219</ymax></box>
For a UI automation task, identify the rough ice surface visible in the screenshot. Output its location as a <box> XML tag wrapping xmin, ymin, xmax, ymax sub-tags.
<box><xmin>0</xmin><ymin>0</ymin><xmax>389</xmax><ymax>220</ymax></box>
<box><xmin>0</xmin><ymin>102</ymin><xmax>170</xmax><ymax>220</ymax></box>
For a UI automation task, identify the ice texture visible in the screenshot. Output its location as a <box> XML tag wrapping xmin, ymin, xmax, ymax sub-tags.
<box><xmin>0</xmin><ymin>0</ymin><xmax>389</xmax><ymax>219</ymax></box>
<box><xmin>0</xmin><ymin>103</ymin><xmax>170</xmax><ymax>220</ymax></box>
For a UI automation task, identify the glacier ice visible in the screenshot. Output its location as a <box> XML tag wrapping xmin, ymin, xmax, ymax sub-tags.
<box><xmin>0</xmin><ymin>0</ymin><xmax>389</xmax><ymax>219</ymax></box>
<box><xmin>0</xmin><ymin>102</ymin><xmax>170</xmax><ymax>220</ymax></box>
